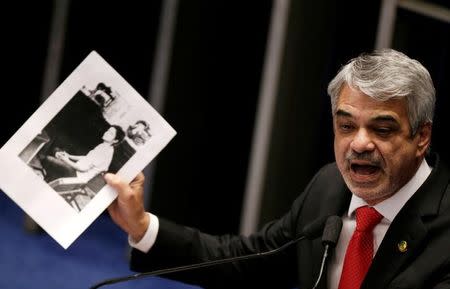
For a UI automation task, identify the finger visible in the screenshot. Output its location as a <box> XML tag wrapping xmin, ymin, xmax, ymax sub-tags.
<box><xmin>130</xmin><ymin>172</ymin><xmax>145</xmax><ymax>188</ymax></box>
<box><xmin>107</xmin><ymin>203</ymin><xmax>116</xmax><ymax>218</ymax></box>
<box><xmin>104</xmin><ymin>173</ymin><xmax>131</xmax><ymax>195</ymax></box>
<box><xmin>107</xmin><ymin>202</ymin><xmax>130</xmax><ymax>233</ymax></box>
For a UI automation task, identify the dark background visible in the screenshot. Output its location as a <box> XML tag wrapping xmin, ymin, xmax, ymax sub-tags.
<box><xmin>1</xmin><ymin>0</ymin><xmax>449</xmax><ymax>236</ymax></box>
<box><xmin>38</xmin><ymin>92</ymin><xmax>136</xmax><ymax>174</ymax></box>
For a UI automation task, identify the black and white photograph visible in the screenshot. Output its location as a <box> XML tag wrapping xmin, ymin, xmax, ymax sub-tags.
<box><xmin>0</xmin><ymin>51</ymin><xmax>176</xmax><ymax>249</ymax></box>
<box><xmin>18</xmin><ymin>82</ymin><xmax>137</xmax><ymax>212</ymax></box>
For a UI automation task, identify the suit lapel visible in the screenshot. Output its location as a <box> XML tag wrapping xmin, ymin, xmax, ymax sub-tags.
<box><xmin>362</xmin><ymin>211</ymin><xmax>427</xmax><ymax>289</ymax></box>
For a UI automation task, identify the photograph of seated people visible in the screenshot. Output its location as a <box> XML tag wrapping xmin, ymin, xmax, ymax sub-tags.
<box><xmin>104</xmin><ymin>49</ymin><xmax>450</xmax><ymax>289</ymax></box>
<box><xmin>43</xmin><ymin>125</ymin><xmax>125</xmax><ymax>183</ymax></box>
<box><xmin>127</xmin><ymin>120</ymin><xmax>152</xmax><ymax>146</ymax></box>
<box><xmin>41</xmin><ymin>125</ymin><xmax>125</xmax><ymax>212</ymax></box>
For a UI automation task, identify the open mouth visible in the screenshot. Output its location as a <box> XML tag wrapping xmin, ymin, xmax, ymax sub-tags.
<box><xmin>349</xmin><ymin>162</ymin><xmax>382</xmax><ymax>184</ymax></box>
<box><xmin>351</xmin><ymin>163</ymin><xmax>380</xmax><ymax>175</ymax></box>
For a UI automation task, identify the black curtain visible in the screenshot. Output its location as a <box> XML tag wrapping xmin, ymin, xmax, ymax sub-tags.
<box><xmin>150</xmin><ymin>1</ymin><xmax>272</xmax><ymax>235</ymax></box>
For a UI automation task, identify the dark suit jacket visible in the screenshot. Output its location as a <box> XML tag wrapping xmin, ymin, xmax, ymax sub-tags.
<box><xmin>130</xmin><ymin>154</ymin><xmax>450</xmax><ymax>289</ymax></box>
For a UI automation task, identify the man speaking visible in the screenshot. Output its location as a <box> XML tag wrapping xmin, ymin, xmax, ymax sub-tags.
<box><xmin>104</xmin><ymin>49</ymin><xmax>450</xmax><ymax>289</ymax></box>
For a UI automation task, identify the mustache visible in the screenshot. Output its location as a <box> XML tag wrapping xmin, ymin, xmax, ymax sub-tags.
<box><xmin>345</xmin><ymin>151</ymin><xmax>383</xmax><ymax>167</ymax></box>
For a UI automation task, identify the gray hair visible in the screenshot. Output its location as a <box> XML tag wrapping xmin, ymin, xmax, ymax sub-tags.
<box><xmin>327</xmin><ymin>49</ymin><xmax>435</xmax><ymax>136</ymax></box>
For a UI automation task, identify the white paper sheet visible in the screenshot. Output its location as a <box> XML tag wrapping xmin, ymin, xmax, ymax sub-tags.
<box><xmin>0</xmin><ymin>51</ymin><xmax>176</xmax><ymax>249</ymax></box>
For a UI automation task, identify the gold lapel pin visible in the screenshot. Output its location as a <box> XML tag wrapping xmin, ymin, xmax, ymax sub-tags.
<box><xmin>397</xmin><ymin>240</ymin><xmax>408</xmax><ymax>253</ymax></box>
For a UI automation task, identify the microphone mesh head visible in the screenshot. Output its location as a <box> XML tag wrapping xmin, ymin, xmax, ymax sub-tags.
<box><xmin>301</xmin><ymin>216</ymin><xmax>329</xmax><ymax>239</ymax></box>
<box><xmin>321</xmin><ymin>216</ymin><xmax>343</xmax><ymax>247</ymax></box>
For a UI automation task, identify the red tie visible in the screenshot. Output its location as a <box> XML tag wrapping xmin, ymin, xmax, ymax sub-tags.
<box><xmin>338</xmin><ymin>206</ymin><xmax>383</xmax><ymax>289</ymax></box>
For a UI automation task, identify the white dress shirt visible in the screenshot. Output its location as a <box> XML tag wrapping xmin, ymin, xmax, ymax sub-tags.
<box><xmin>130</xmin><ymin>159</ymin><xmax>432</xmax><ymax>289</ymax></box>
<box><xmin>128</xmin><ymin>212</ymin><xmax>159</xmax><ymax>253</ymax></box>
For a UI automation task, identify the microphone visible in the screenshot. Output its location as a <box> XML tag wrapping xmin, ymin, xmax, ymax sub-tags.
<box><xmin>311</xmin><ymin>215</ymin><xmax>343</xmax><ymax>289</ymax></box>
<box><xmin>89</xmin><ymin>215</ymin><xmax>337</xmax><ymax>289</ymax></box>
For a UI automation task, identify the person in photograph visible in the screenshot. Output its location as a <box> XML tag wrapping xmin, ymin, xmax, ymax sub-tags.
<box><xmin>127</xmin><ymin>120</ymin><xmax>152</xmax><ymax>146</ymax></box>
<box><xmin>104</xmin><ymin>49</ymin><xmax>450</xmax><ymax>289</ymax></box>
<box><xmin>42</xmin><ymin>125</ymin><xmax>125</xmax><ymax>184</ymax></box>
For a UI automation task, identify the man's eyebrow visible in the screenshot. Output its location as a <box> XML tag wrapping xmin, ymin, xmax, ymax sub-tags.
<box><xmin>371</xmin><ymin>114</ymin><xmax>398</xmax><ymax>123</ymax></box>
<box><xmin>335</xmin><ymin>109</ymin><xmax>352</xmax><ymax>117</ymax></box>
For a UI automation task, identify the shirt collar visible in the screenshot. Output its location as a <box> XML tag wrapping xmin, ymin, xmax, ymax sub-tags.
<box><xmin>348</xmin><ymin>158</ymin><xmax>432</xmax><ymax>222</ymax></box>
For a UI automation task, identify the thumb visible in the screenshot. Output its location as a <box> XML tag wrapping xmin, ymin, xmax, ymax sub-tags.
<box><xmin>104</xmin><ymin>173</ymin><xmax>131</xmax><ymax>196</ymax></box>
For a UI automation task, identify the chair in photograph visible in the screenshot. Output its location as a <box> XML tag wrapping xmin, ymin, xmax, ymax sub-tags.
<box><xmin>18</xmin><ymin>132</ymin><xmax>51</xmax><ymax>178</ymax></box>
<box><xmin>19</xmin><ymin>132</ymin><xmax>51</xmax><ymax>233</ymax></box>
<box><xmin>48</xmin><ymin>172</ymin><xmax>106</xmax><ymax>212</ymax></box>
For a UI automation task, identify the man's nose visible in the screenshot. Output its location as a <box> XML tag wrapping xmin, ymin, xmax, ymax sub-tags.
<box><xmin>350</xmin><ymin>129</ymin><xmax>375</xmax><ymax>153</ymax></box>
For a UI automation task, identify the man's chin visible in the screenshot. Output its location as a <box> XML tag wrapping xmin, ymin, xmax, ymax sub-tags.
<box><xmin>345</xmin><ymin>178</ymin><xmax>383</xmax><ymax>197</ymax></box>
<box><xmin>348</xmin><ymin>184</ymin><xmax>393</xmax><ymax>204</ymax></box>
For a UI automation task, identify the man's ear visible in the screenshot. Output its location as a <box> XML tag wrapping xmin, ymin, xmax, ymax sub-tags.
<box><xmin>415</xmin><ymin>122</ymin><xmax>432</xmax><ymax>157</ymax></box>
